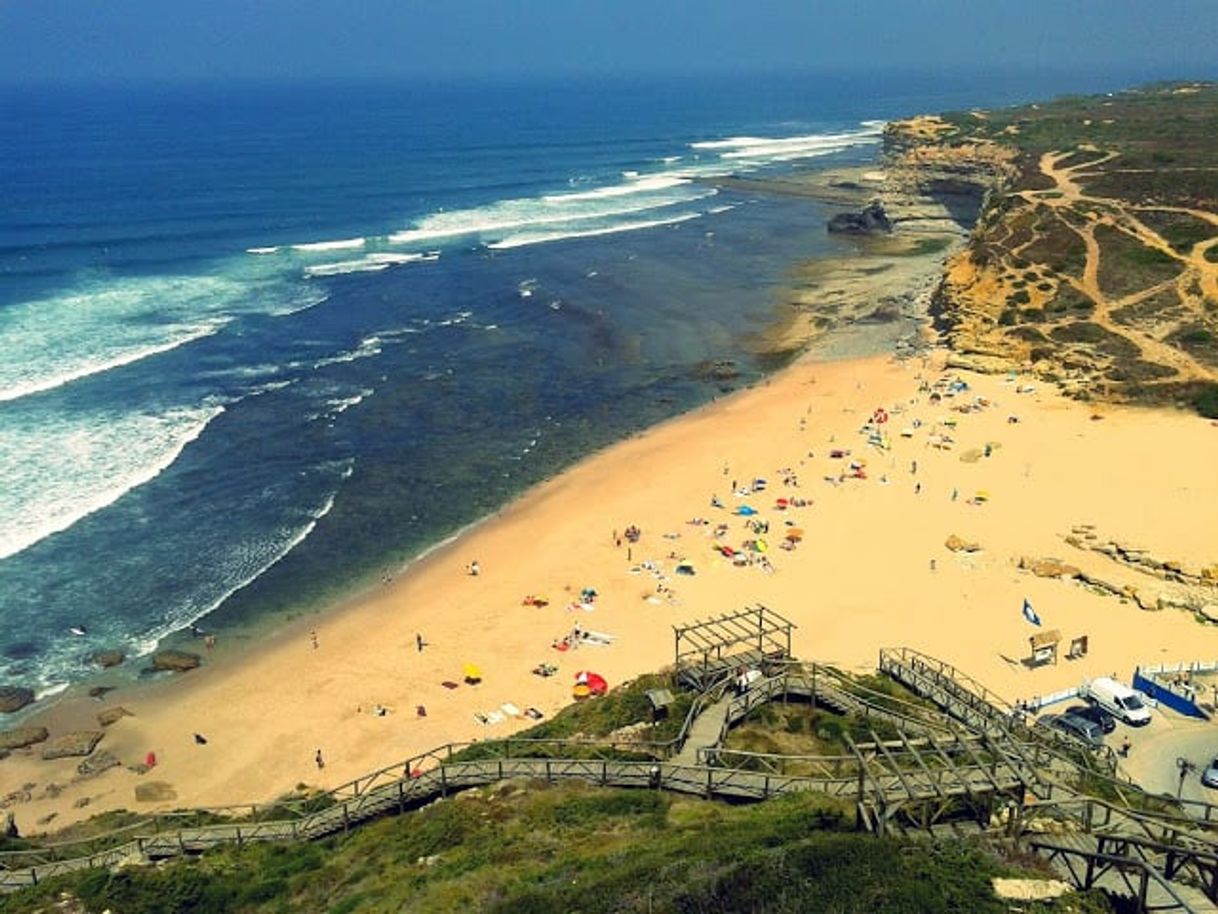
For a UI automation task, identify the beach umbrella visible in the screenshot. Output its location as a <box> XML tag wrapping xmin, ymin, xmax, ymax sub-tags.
<box><xmin>785</xmin><ymin>529</ymin><xmax>804</xmax><ymax>542</ymax></box>
<box><xmin>735</xmin><ymin>505</ymin><xmax>758</xmax><ymax>516</ymax></box>
<box><xmin>462</xmin><ymin>663</ymin><xmax>483</xmax><ymax>684</ymax></box>
<box><xmin>718</xmin><ymin>545</ymin><xmax>737</xmax><ymax>557</ymax></box>
<box><xmin>775</xmin><ymin>498</ymin><xmax>789</xmax><ymax>509</ymax></box>
<box><xmin>572</xmin><ymin>683</ymin><xmax>592</xmax><ymax>700</ymax></box>
<box><xmin>576</xmin><ymin>671</ymin><xmax>608</xmax><ymax>695</ymax></box>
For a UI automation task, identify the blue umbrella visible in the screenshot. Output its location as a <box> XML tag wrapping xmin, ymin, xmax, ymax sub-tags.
<box><xmin>735</xmin><ymin>505</ymin><xmax>758</xmax><ymax>516</ymax></box>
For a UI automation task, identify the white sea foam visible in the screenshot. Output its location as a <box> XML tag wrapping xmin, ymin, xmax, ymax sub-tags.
<box><xmin>541</xmin><ymin>173</ymin><xmax>689</xmax><ymax>203</ymax></box>
<box><xmin>387</xmin><ymin>175</ymin><xmax>712</xmax><ymax>247</ymax></box>
<box><xmin>312</xmin><ymin>335</ymin><xmax>383</xmax><ymax>368</ymax></box>
<box><xmin>689</xmin><ymin>124</ymin><xmax>883</xmax><ymax>164</ymax></box>
<box><xmin>0</xmin><ymin>320</ymin><xmax>227</xmax><ymax>403</ymax></box>
<box><xmin>304</xmin><ymin>259</ymin><xmax>391</xmax><ymax>278</ymax></box>
<box><xmin>246</xmin><ymin>246</ymin><xmax>281</xmax><ymax>255</ymax></box>
<box><xmin>0</xmin><ymin>402</ymin><xmax>226</xmax><ymax>561</ymax></box>
<box><xmin>291</xmin><ymin>237</ymin><xmax>366</xmax><ymax>253</ymax></box>
<box><xmin>0</xmin><ymin>270</ymin><xmax>321</xmax><ymax>403</ymax></box>
<box><xmin>488</xmin><ymin>211</ymin><xmax>702</xmax><ymax>250</ymax></box>
<box><xmin>304</xmin><ymin>251</ymin><xmax>438</xmax><ymax>278</ymax></box>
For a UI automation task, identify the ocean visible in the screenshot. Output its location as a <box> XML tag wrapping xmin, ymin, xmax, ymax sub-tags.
<box><xmin>0</xmin><ymin>67</ymin><xmax>1161</xmax><ymax>699</ymax></box>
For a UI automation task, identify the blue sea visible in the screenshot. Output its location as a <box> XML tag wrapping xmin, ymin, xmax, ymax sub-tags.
<box><xmin>0</xmin><ymin>67</ymin><xmax>1163</xmax><ymax>699</ymax></box>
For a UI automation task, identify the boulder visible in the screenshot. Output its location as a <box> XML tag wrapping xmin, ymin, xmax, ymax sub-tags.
<box><xmin>945</xmin><ymin>534</ymin><xmax>981</xmax><ymax>553</ymax></box>
<box><xmin>87</xmin><ymin>686</ymin><xmax>115</xmax><ymax>700</ymax></box>
<box><xmin>41</xmin><ymin>731</ymin><xmax>104</xmax><ymax>760</ymax></box>
<box><xmin>151</xmin><ymin>650</ymin><xmax>202</xmax><ymax>673</ymax></box>
<box><xmin>92</xmin><ymin>650</ymin><xmax>126</xmax><ymax>669</ymax></box>
<box><xmin>1020</xmin><ymin>557</ymin><xmax>1080</xmax><ymax>579</ymax></box>
<box><xmin>0</xmin><ymin>727</ymin><xmax>49</xmax><ymax>751</ymax></box>
<box><xmin>0</xmin><ymin>686</ymin><xmax>35</xmax><ymax>714</ymax></box>
<box><xmin>944</xmin><ymin>353</ymin><xmax>1016</xmax><ymax>374</ymax></box>
<box><xmin>77</xmin><ymin>750</ymin><xmax>120</xmax><ymax>778</ymax></box>
<box><xmin>1199</xmin><ymin>604</ymin><xmax>1218</xmax><ymax>623</ymax></box>
<box><xmin>97</xmin><ymin>707</ymin><xmax>132</xmax><ymax>728</ymax></box>
<box><xmin>827</xmin><ymin>201</ymin><xmax>893</xmax><ymax>235</ymax></box>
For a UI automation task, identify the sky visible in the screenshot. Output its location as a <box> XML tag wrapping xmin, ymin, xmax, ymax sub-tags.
<box><xmin>0</xmin><ymin>0</ymin><xmax>1215</xmax><ymax>86</ymax></box>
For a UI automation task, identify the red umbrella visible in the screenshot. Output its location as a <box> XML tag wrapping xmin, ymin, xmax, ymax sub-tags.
<box><xmin>575</xmin><ymin>670</ymin><xmax>608</xmax><ymax>695</ymax></box>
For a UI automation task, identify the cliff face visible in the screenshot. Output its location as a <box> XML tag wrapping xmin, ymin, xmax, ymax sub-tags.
<box><xmin>892</xmin><ymin>89</ymin><xmax>1218</xmax><ymax>411</ymax></box>
<box><xmin>881</xmin><ymin>116</ymin><xmax>1016</xmax><ymax>233</ymax></box>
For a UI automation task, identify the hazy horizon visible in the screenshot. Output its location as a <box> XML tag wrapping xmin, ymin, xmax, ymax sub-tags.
<box><xmin>2</xmin><ymin>0</ymin><xmax>1215</xmax><ymax>88</ymax></box>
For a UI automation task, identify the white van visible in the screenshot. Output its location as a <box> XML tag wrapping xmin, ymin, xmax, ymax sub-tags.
<box><xmin>1085</xmin><ymin>677</ymin><xmax>1152</xmax><ymax>727</ymax></box>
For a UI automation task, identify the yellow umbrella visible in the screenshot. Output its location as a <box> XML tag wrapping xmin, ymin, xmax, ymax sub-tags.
<box><xmin>462</xmin><ymin>663</ymin><xmax>482</xmax><ymax>683</ymax></box>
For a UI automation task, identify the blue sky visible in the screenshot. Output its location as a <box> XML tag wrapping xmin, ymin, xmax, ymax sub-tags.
<box><xmin>1</xmin><ymin>0</ymin><xmax>1215</xmax><ymax>85</ymax></box>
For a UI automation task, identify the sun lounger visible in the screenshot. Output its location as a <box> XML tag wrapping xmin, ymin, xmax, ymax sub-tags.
<box><xmin>486</xmin><ymin>710</ymin><xmax>506</xmax><ymax>725</ymax></box>
<box><xmin>501</xmin><ymin>702</ymin><xmax>521</xmax><ymax>717</ymax></box>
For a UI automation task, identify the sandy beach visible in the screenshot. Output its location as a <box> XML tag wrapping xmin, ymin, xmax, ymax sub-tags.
<box><xmin>6</xmin><ymin>338</ymin><xmax>1218</xmax><ymax>833</ymax></box>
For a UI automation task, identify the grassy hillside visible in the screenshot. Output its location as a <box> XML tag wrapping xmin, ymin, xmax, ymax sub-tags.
<box><xmin>0</xmin><ymin>783</ymin><xmax>1110</xmax><ymax>914</ymax></box>
<box><xmin>893</xmin><ymin>82</ymin><xmax>1218</xmax><ymax>415</ymax></box>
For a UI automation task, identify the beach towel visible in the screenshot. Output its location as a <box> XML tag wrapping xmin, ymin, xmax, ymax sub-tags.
<box><xmin>486</xmin><ymin>710</ymin><xmax>506</xmax><ymax>725</ymax></box>
<box><xmin>501</xmin><ymin>702</ymin><xmax>521</xmax><ymax>717</ymax></box>
<box><xmin>579</xmin><ymin>629</ymin><xmax>617</xmax><ymax>645</ymax></box>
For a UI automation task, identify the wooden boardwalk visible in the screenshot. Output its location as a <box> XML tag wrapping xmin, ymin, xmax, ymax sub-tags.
<box><xmin>7</xmin><ymin>649</ymin><xmax>1218</xmax><ymax>911</ymax></box>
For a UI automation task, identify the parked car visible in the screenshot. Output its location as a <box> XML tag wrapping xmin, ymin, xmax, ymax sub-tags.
<box><xmin>1084</xmin><ymin>677</ymin><xmax>1152</xmax><ymax>727</ymax></box>
<box><xmin>1201</xmin><ymin>758</ymin><xmax>1218</xmax><ymax>789</ymax></box>
<box><xmin>1037</xmin><ymin>712</ymin><xmax>1105</xmax><ymax>750</ymax></box>
<box><xmin>1065</xmin><ymin>703</ymin><xmax>1116</xmax><ymax>734</ymax></box>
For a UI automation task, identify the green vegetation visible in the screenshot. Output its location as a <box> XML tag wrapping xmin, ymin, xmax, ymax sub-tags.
<box><xmin>1195</xmin><ymin>382</ymin><xmax>1218</xmax><ymax>418</ymax></box>
<box><xmin>0</xmin><ymin>782</ymin><xmax>1109</xmax><ymax>914</ymax></box>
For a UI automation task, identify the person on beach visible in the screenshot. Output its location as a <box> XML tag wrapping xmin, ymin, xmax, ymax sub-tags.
<box><xmin>315</xmin><ymin>749</ymin><xmax>325</xmax><ymax>770</ymax></box>
<box><xmin>204</xmin><ymin>634</ymin><xmax>216</xmax><ymax>652</ymax></box>
<box><xmin>310</xmin><ymin>630</ymin><xmax>319</xmax><ymax>650</ymax></box>
<box><xmin>468</xmin><ymin>560</ymin><xmax>480</xmax><ymax>576</ymax></box>
<box><xmin>416</xmin><ymin>633</ymin><xmax>425</xmax><ymax>652</ymax></box>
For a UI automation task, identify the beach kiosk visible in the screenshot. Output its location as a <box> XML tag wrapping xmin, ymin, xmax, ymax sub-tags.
<box><xmin>1028</xmin><ymin>629</ymin><xmax>1061</xmax><ymax>667</ymax></box>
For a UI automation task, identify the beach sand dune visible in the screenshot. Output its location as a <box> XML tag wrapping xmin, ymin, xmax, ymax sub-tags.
<box><xmin>8</xmin><ymin>352</ymin><xmax>1218</xmax><ymax>832</ymax></box>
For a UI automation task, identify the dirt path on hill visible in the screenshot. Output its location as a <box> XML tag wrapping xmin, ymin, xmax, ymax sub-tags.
<box><xmin>1016</xmin><ymin>150</ymin><xmax>1218</xmax><ymax>383</ymax></box>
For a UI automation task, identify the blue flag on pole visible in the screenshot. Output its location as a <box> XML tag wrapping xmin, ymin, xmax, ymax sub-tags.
<box><xmin>1022</xmin><ymin>598</ymin><xmax>1042</xmax><ymax>626</ymax></box>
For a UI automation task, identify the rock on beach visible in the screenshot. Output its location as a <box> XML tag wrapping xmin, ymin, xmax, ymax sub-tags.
<box><xmin>151</xmin><ymin>650</ymin><xmax>202</xmax><ymax>672</ymax></box>
<box><xmin>0</xmin><ymin>686</ymin><xmax>35</xmax><ymax>714</ymax></box>
<box><xmin>40</xmin><ymin>731</ymin><xmax>104</xmax><ymax>760</ymax></box>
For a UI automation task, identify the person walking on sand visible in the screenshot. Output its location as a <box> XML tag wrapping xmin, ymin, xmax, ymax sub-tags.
<box><xmin>468</xmin><ymin>560</ymin><xmax>480</xmax><ymax>576</ymax></box>
<box><xmin>310</xmin><ymin>630</ymin><xmax>319</xmax><ymax>650</ymax></box>
<box><xmin>315</xmin><ymin>749</ymin><xmax>325</xmax><ymax>770</ymax></box>
<box><xmin>416</xmin><ymin>633</ymin><xmax>425</xmax><ymax>653</ymax></box>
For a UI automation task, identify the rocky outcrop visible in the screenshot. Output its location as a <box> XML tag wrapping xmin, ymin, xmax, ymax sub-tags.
<box><xmin>828</xmin><ymin>201</ymin><xmax>893</xmax><ymax>235</ymax></box>
<box><xmin>1019</xmin><ymin>557</ymin><xmax>1081</xmax><ymax>579</ymax></box>
<box><xmin>1065</xmin><ymin>525</ymin><xmax>1218</xmax><ymax>589</ymax></box>
<box><xmin>97</xmin><ymin>707</ymin><xmax>132</xmax><ymax>727</ymax></box>
<box><xmin>945</xmin><ymin>534</ymin><xmax>981</xmax><ymax>553</ymax></box>
<box><xmin>77</xmin><ymin>750</ymin><xmax>120</xmax><ymax>778</ymax></box>
<box><xmin>151</xmin><ymin>649</ymin><xmax>202</xmax><ymax>672</ymax></box>
<box><xmin>0</xmin><ymin>726</ymin><xmax>49</xmax><ymax>751</ymax></box>
<box><xmin>0</xmin><ymin>686</ymin><xmax>35</xmax><ymax>714</ymax></box>
<box><xmin>41</xmin><ymin>731</ymin><xmax>104</xmax><ymax>760</ymax></box>
<box><xmin>92</xmin><ymin>649</ymin><xmax>126</xmax><ymax>669</ymax></box>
